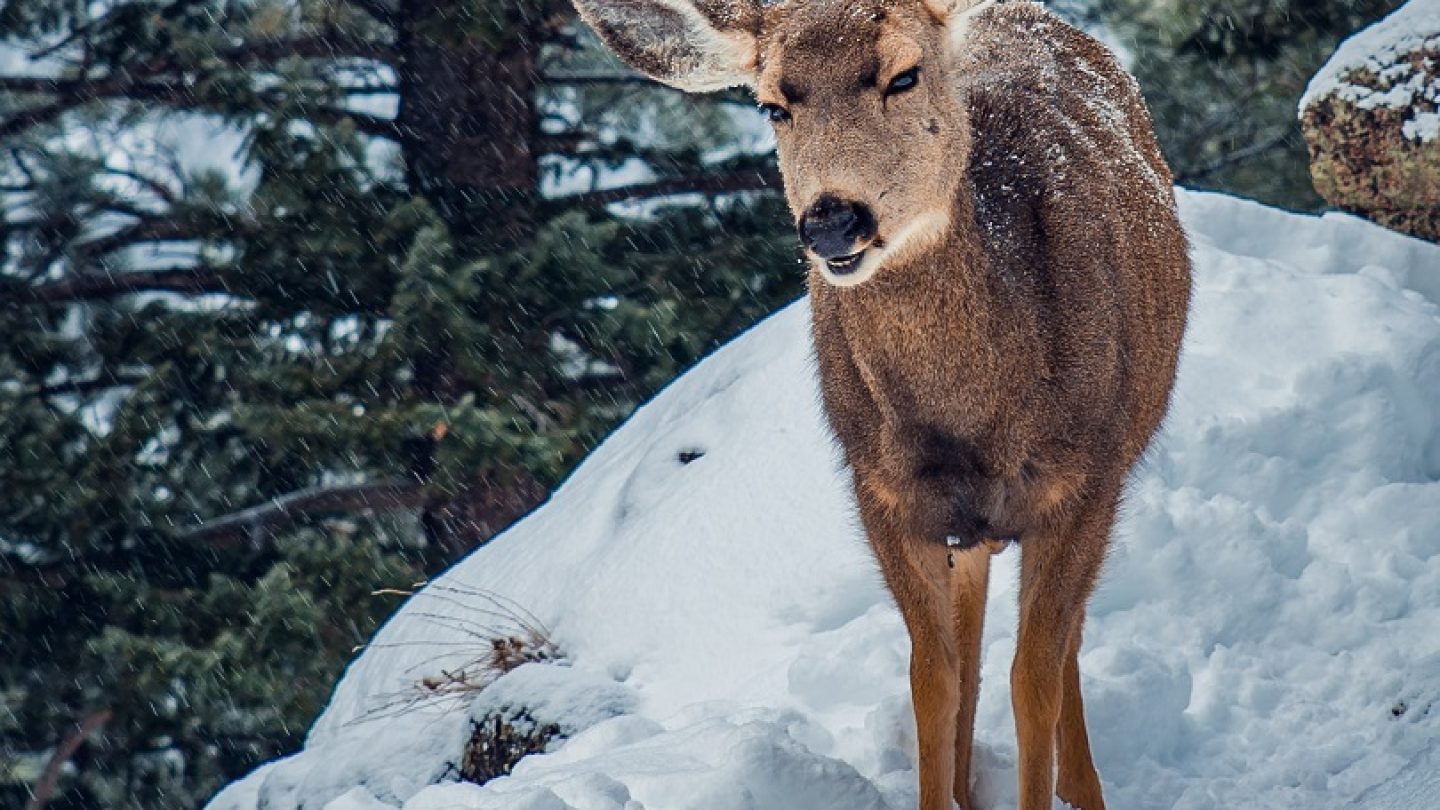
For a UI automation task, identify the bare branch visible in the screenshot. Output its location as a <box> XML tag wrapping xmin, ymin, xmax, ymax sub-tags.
<box><xmin>0</xmin><ymin>76</ymin><xmax>75</xmax><ymax>94</ymax></box>
<box><xmin>539</xmin><ymin>71</ymin><xmax>754</xmax><ymax>109</ymax></box>
<box><xmin>99</xmin><ymin>165</ymin><xmax>179</xmax><ymax>205</ymax></box>
<box><xmin>69</xmin><ymin>213</ymin><xmax>262</xmax><ymax>259</ymax></box>
<box><xmin>2</xmin><ymin>480</ymin><xmax>422</xmax><ymax>585</ymax></box>
<box><xmin>12</xmin><ymin>267</ymin><xmax>235</xmax><ymax>304</ymax></box>
<box><xmin>1174</xmin><ymin>130</ymin><xmax>1295</xmax><ymax>185</ymax></box>
<box><xmin>3</xmin><ymin>35</ymin><xmax>394</xmax><ymax>83</ymax></box>
<box><xmin>0</xmin><ymin>99</ymin><xmax>73</xmax><ymax>140</ymax></box>
<box><xmin>26</xmin><ymin>710</ymin><xmax>113</xmax><ymax>810</ymax></box>
<box><xmin>0</xmin><ymin>32</ymin><xmax>399</xmax><ymax>139</ymax></box>
<box><xmin>0</xmin><ymin>78</ymin><xmax>402</xmax><ymax>142</ymax></box>
<box><xmin>33</xmin><ymin>371</ymin><xmax>151</xmax><ymax>399</ymax></box>
<box><xmin>542</xmin><ymin>71</ymin><xmax>663</xmax><ymax>87</ymax></box>
<box><xmin>332</xmin><ymin>109</ymin><xmax>404</xmax><ymax>140</ymax></box>
<box><xmin>103</xmin><ymin>81</ymin><xmax>401</xmax><ymax>140</ymax></box>
<box><xmin>174</xmin><ymin>479</ymin><xmax>428</xmax><ymax>545</ymax></box>
<box><xmin>340</xmin><ymin>83</ymin><xmax>400</xmax><ymax>96</ymax></box>
<box><xmin>220</xmin><ymin>34</ymin><xmax>397</xmax><ymax>65</ymax></box>
<box><xmin>556</xmin><ymin>167</ymin><xmax>782</xmax><ymax>209</ymax></box>
<box><xmin>343</xmin><ymin>0</ymin><xmax>399</xmax><ymax>28</ymax></box>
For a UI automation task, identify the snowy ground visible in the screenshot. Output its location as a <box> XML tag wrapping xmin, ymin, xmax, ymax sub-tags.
<box><xmin>209</xmin><ymin>190</ymin><xmax>1440</xmax><ymax>810</ymax></box>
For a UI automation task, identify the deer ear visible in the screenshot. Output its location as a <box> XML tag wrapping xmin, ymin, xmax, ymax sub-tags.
<box><xmin>572</xmin><ymin>0</ymin><xmax>760</xmax><ymax>92</ymax></box>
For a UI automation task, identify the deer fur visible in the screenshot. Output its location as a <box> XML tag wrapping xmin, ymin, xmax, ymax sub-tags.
<box><xmin>570</xmin><ymin>1</ymin><xmax>1192</xmax><ymax>808</ymax></box>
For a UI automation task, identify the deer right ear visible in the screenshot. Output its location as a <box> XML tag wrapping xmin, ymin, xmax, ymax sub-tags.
<box><xmin>571</xmin><ymin>0</ymin><xmax>760</xmax><ymax>92</ymax></box>
<box><xmin>921</xmin><ymin>0</ymin><xmax>992</xmax><ymax>18</ymax></box>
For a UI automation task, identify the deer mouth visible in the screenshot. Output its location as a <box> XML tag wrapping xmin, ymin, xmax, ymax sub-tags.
<box><xmin>825</xmin><ymin>250</ymin><xmax>867</xmax><ymax>276</ymax></box>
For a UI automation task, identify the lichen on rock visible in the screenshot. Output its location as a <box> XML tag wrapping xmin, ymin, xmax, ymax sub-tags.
<box><xmin>1300</xmin><ymin>0</ymin><xmax>1440</xmax><ymax>242</ymax></box>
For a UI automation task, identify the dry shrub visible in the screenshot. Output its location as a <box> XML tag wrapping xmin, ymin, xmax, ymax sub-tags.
<box><xmin>354</xmin><ymin>582</ymin><xmax>566</xmax><ymax>785</ymax></box>
<box><xmin>460</xmin><ymin>709</ymin><xmax>563</xmax><ymax>784</ymax></box>
<box><xmin>416</xmin><ymin>627</ymin><xmax>560</xmax><ymax>699</ymax></box>
<box><xmin>353</xmin><ymin>582</ymin><xmax>561</xmax><ymax>724</ymax></box>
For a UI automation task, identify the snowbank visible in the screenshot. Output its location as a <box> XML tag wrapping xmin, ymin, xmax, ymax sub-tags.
<box><xmin>209</xmin><ymin>190</ymin><xmax>1440</xmax><ymax>810</ymax></box>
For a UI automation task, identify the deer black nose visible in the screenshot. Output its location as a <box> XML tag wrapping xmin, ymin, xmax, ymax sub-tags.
<box><xmin>800</xmin><ymin>195</ymin><xmax>877</xmax><ymax>260</ymax></box>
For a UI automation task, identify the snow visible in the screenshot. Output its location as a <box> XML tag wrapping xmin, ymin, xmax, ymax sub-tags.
<box><xmin>1300</xmin><ymin>0</ymin><xmax>1440</xmax><ymax>141</ymax></box>
<box><xmin>1403</xmin><ymin>110</ymin><xmax>1440</xmax><ymax>142</ymax></box>
<box><xmin>209</xmin><ymin>190</ymin><xmax>1440</xmax><ymax>810</ymax></box>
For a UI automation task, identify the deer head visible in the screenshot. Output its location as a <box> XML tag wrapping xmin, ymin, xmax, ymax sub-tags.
<box><xmin>572</xmin><ymin>0</ymin><xmax>994</xmax><ymax>286</ymax></box>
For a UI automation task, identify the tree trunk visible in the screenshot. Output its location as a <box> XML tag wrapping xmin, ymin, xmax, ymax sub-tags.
<box><xmin>395</xmin><ymin>1</ymin><xmax>549</xmax><ymax>556</ymax></box>
<box><xmin>396</xmin><ymin>0</ymin><xmax>541</xmax><ymax>249</ymax></box>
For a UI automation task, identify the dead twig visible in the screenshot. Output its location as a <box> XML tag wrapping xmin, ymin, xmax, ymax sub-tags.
<box><xmin>26</xmin><ymin>709</ymin><xmax>113</xmax><ymax>810</ymax></box>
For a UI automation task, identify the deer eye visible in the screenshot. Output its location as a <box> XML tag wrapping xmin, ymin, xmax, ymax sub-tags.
<box><xmin>759</xmin><ymin>103</ymin><xmax>791</xmax><ymax>123</ymax></box>
<box><xmin>885</xmin><ymin>67</ymin><xmax>921</xmax><ymax>97</ymax></box>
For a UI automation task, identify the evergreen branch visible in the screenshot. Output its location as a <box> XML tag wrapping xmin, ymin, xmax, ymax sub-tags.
<box><xmin>343</xmin><ymin>0</ymin><xmax>399</xmax><ymax>28</ymax></box>
<box><xmin>13</xmin><ymin>267</ymin><xmax>235</xmax><ymax>304</ymax></box>
<box><xmin>26</xmin><ymin>709</ymin><xmax>113</xmax><ymax>810</ymax></box>
<box><xmin>174</xmin><ymin>479</ymin><xmax>428</xmax><ymax>545</ymax></box>
<box><xmin>556</xmin><ymin>167</ymin><xmax>783</xmax><ymax>209</ymax></box>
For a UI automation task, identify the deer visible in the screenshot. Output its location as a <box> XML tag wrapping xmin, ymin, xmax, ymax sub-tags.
<box><xmin>570</xmin><ymin>1</ymin><xmax>1191</xmax><ymax>808</ymax></box>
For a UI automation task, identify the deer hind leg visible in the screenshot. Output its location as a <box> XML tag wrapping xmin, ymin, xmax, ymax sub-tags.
<box><xmin>1056</xmin><ymin>627</ymin><xmax>1106</xmax><ymax>810</ymax></box>
<box><xmin>1011</xmin><ymin>498</ymin><xmax>1114</xmax><ymax>810</ymax></box>
<box><xmin>950</xmin><ymin>548</ymin><xmax>991</xmax><ymax>810</ymax></box>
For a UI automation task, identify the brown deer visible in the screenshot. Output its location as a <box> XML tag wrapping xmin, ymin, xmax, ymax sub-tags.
<box><xmin>570</xmin><ymin>1</ymin><xmax>1191</xmax><ymax>808</ymax></box>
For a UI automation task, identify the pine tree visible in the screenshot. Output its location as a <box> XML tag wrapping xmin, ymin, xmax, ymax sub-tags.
<box><xmin>1089</xmin><ymin>0</ymin><xmax>1403</xmax><ymax>208</ymax></box>
<box><xmin>0</xmin><ymin>1</ymin><xmax>797</xmax><ymax>807</ymax></box>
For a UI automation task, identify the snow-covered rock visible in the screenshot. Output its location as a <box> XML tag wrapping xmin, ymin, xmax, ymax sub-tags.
<box><xmin>1300</xmin><ymin>0</ymin><xmax>1440</xmax><ymax>241</ymax></box>
<box><xmin>1300</xmin><ymin>0</ymin><xmax>1440</xmax><ymax>117</ymax></box>
<box><xmin>209</xmin><ymin>190</ymin><xmax>1440</xmax><ymax>810</ymax></box>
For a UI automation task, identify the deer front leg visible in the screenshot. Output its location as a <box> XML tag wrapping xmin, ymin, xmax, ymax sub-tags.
<box><xmin>951</xmin><ymin>548</ymin><xmax>990</xmax><ymax>810</ymax></box>
<box><xmin>859</xmin><ymin>489</ymin><xmax>960</xmax><ymax>810</ymax></box>
<box><xmin>1011</xmin><ymin>501</ymin><xmax>1113</xmax><ymax>810</ymax></box>
<box><xmin>910</xmin><ymin>600</ymin><xmax>960</xmax><ymax>810</ymax></box>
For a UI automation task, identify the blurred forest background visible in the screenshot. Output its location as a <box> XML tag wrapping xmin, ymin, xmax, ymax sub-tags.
<box><xmin>0</xmin><ymin>0</ymin><xmax>1402</xmax><ymax>807</ymax></box>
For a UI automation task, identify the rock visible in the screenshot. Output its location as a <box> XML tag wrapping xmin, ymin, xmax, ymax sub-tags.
<box><xmin>1299</xmin><ymin>0</ymin><xmax>1440</xmax><ymax>242</ymax></box>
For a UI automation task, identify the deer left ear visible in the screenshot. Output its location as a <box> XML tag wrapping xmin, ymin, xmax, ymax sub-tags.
<box><xmin>572</xmin><ymin>0</ymin><xmax>760</xmax><ymax>93</ymax></box>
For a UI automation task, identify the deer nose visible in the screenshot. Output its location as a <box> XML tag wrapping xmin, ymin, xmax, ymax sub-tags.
<box><xmin>799</xmin><ymin>195</ymin><xmax>877</xmax><ymax>260</ymax></box>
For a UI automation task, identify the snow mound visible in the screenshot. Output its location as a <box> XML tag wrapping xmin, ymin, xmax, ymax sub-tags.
<box><xmin>1300</xmin><ymin>0</ymin><xmax>1440</xmax><ymax>141</ymax></box>
<box><xmin>209</xmin><ymin>190</ymin><xmax>1440</xmax><ymax>810</ymax></box>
